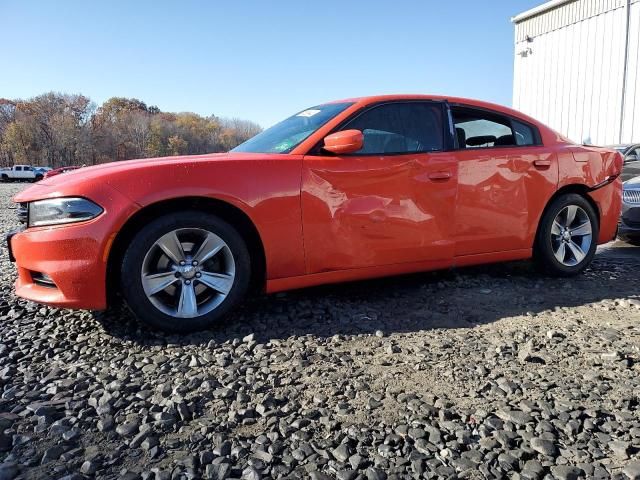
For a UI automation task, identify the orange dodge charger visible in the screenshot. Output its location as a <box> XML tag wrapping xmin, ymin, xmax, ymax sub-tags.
<box><xmin>8</xmin><ymin>95</ymin><xmax>623</xmax><ymax>332</ymax></box>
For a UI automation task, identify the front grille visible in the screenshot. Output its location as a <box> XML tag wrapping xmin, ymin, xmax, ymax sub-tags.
<box><xmin>623</xmin><ymin>189</ymin><xmax>640</xmax><ymax>204</ymax></box>
<box><xmin>17</xmin><ymin>203</ymin><xmax>27</xmax><ymax>224</ymax></box>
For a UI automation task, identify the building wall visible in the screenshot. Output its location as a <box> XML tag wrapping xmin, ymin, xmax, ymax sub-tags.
<box><xmin>513</xmin><ymin>0</ymin><xmax>640</xmax><ymax>145</ymax></box>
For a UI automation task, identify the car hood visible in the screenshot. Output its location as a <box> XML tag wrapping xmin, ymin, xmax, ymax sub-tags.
<box><xmin>14</xmin><ymin>152</ymin><xmax>289</xmax><ymax>203</ymax></box>
<box><xmin>35</xmin><ymin>152</ymin><xmax>266</xmax><ymax>186</ymax></box>
<box><xmin>14</xmin><ymin>153</ymin><xmax>294</xmax><ymax>202</ymax></box>
<box><xmin>624</xmin><ymin>176</ymin><xmax>640</xmax><ymax>188</ymax></box>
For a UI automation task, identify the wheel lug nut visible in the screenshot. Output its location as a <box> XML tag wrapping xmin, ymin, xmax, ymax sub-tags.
<box><xmin>179</xmin><ymin>261</ymin><xmax>186</xmax><ymax>266</ymax></box>
<box><xmin>174</xmin><ymin>272</ymin><xmax>181</xmax><ymax>278</ymax></box>
<box><xmin>192</xmin><ymin>261</ymin><xmax>198</xmax><ymax>266</ymax></box>
<box><xmin>195</xmin><ymin>272</ymin><xmax>201</xmax><ymax>278</ymax></box>
<box><xmin>185</xmin><ymin>280</ymin><xmax>191</xmax><ymax>285</ymax></box>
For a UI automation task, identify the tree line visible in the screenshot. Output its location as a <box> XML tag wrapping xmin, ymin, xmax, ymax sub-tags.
<box><xmin>0</xmin><ymin>93</ymin><xmax>262</xmax><ymax>167</ymax></box>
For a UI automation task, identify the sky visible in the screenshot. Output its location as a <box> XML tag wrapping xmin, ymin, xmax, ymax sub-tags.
<box><xmin>0</xmin><ymin>0</ymin><xmax>543</xmax><ymax>127</ymax></box>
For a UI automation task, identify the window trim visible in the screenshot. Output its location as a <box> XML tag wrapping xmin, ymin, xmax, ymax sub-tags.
<box><xmin>448</xmin><ymin>103</ymin><xmax>543</xmax><ymax>151</ymax></box>
<box><xmin>308</xmin><ymin>100</ymin><xmax>452</xmax><ymax>156</ymax></box>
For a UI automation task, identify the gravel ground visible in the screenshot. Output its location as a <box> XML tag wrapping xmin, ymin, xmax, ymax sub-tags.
<box><xmin>0</xmin><ymin>182</ymin><xmax>639</xmax><ymax>480</ymax></box>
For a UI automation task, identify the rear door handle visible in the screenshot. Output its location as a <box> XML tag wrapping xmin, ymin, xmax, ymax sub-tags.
<box><xmin>533</xmin><ymin>159</ymin><xmax>551</xmax><ymax>169</ymax></box>
<box><xmin>428</xmin><ymin>171</ymin><xmax>451</xmax><ymax>181</ymax></box>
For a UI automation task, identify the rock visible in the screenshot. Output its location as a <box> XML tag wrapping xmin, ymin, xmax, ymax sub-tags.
<box><xmin>97</xmin><ymin>416</ymin><xmax>115</xmax><ymax>432</ymax></box>
<box><xmin>601</xmin><ymin>351</ymin><xmax>622</xmax><ymax>362</ymax></box>
<box><xmin>496</xmin><ymin>409</ymin><xmax>533</xmax><ymax>425</ymax></box>
<box><xmin>80</xmin><ymin>460</ymin><xmax>97</xmax><ymax>475</ymax></box>
<box><xmin>530</xmin><ymin>437</ymin><xmax>557</xmax><ymax>456</ymax></box>
<box><xmin>115</xmin><ymin>421</ymin><xmax>139</xmax><ymax>436</ymax></box>
<box><xmin>623</xmin><ymin>461</ymin><xmax>640</xmax><ymax>480</ymax></box>
<box><xmin>365</xmin><ymin>467</ymin><xmax>387</xmax><ymax>480</ymax></box>
<box><xmin>610</xmin><ymin>440</ymin><xmax>630</xmax><ymax>459</ymax></box>
<box><xmin>141</xmin><ymin>436</ymin><xmax>159</xmax><ymax>451</ymax></box>
<box><xmin>0</xmin><ymin>463</ymin><xmax>18</xmax><ymax>480</ymax></box>
<box><xmin>332</xmin><ymin>444</ymin><xmax>350</xmax><ymax>463</ymax></box>
<box><xmin>550</xmin><ymin>466</ymin><xmax>584</xmax><ymax>480</ymax></box>
<box><xmin>41</xmin><ymin>445</ymin><xmax>65</xmax><ymax>463</ymax></box>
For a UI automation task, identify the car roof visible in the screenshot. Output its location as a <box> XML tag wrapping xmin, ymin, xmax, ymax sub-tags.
<box><xmin>323</xmin><ymin>94</ymin><xmax>545</xmax><ymax>126</ymax></box>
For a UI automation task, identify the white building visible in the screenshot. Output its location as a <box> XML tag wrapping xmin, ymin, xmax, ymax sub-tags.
<box><xmin>512</xmin><ymin>0</ymin><xmax>640</xmax><ymax>145</ymax></box>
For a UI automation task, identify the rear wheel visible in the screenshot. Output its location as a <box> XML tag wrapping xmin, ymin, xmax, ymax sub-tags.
<box><xmin>534</xmin><ymin>193</ymin><xmax>598</xmax><ymax>276</ymax></box>
<box><xmin>120</xmin><ymin>211</ymin><xmax>251</xmax><ymax>332</ymax></box>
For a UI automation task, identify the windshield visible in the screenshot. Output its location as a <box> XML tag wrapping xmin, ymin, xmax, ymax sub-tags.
<box><xmin>231</xmin><ymin>102</ymin><xmax>353</xmax><ymax>154</ymax></box>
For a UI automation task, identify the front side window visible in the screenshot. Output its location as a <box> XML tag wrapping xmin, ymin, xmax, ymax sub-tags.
<box><xmin>340</xmin><ymin>102</ymin><xmax>444</xmax><ymax>155</ymax></box>
<box><xmin>232</xmin><ymin>102</ymin><xmax>353</xmax><ymax>154</ymax></box>
<box><xmin>452</xmin><ymin>106</ymin><xmax>538</xmax><ymax>149</ymax></box>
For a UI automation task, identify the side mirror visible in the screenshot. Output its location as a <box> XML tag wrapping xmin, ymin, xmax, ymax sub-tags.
<box><xmin>323</xmin><ymin>129</ymin><xmax>363</xmax><ymax>155</ymax></box>
<box><xmin>625</xmin><ymin>153</ymin><xmax>638</xmax><ymax>164</ymax></box>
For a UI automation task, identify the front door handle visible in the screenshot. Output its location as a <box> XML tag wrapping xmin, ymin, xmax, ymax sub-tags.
<box><xmin>428</xmin><ymin>171</ymin><xmax>452</xmax><ymax>181</ymax></box>
<box><xmin>533</xmin><ymin>159</ymin><xmax>551</xmax><ymax>169</ymax></box>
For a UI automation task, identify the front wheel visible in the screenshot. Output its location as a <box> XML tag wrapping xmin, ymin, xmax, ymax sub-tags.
<box><xmin>534</xmin><ymin>193</ymin><xmax>599</xmax><ymax>276</ymax></box>
<box><xmin>120</xmin><ymin>211</ymin><xmax>251</xmax><ymax>333</ymax></box>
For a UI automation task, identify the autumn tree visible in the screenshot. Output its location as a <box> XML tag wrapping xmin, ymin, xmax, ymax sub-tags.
<box><xmin>0</xmin><ymin>92</ymin><xmax>261</xmax><ymax>167</ymax></box>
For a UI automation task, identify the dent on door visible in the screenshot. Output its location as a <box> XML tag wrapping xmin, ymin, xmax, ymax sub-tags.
<box><xmin>301</xmin><ymin>154</ymin><xmax>456</xmax><ymax>274</ymax></box>
<box><xmin>454</xmin><ymin>149</ymin><xmax>558</xmax><ymax>255</ymax></box>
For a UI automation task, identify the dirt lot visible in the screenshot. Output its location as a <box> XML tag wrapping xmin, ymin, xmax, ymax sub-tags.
<box><xmin>0</xmin><ymin>182</ymin><xmax>639</xmax><ymax>480</ymax></box>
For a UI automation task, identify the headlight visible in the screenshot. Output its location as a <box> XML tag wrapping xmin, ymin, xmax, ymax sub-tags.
<box><xmin>28</xmin><ymin>197</ymin><xmax>103</xmax><ymax>227</ymax></box>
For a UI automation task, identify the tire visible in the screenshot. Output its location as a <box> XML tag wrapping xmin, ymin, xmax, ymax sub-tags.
<box><xmin>1</xmin><ymin>175</ymin><xmax>8</xmax><ymax>183</ymax></box>
<box><xmin>120</xmin><ymin>211</ymin><xmax>251</xmax><ymax>333</ymax></box>
<box><xmin>34</xmin><ymin>175</ymin><xmax>43</xmax><ymax>182</ymax></box>
<box><xmin>622</xmin><ymin>238</ymin><xmax>640</xmax><ymax>247</ymax></box>
<box><xmin>534</xmin><ymin>193</ymin><xmax>599</xmax><ymax>276</ymax></box>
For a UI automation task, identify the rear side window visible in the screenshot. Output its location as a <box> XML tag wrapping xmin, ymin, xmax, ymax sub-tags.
<box><xmin>341</xmin><ymin>102</ymin><xmax>444</xmax><ymax>155</ymax></box>
<box><xmin>512</xmin><ymin>120</ymin><xmax>535</xmax><ymax>146</ymax></box>
<box><xmin>452</xmin><ymin>106</ymin><xmax>538</xmax><ymax>149</ymax></box>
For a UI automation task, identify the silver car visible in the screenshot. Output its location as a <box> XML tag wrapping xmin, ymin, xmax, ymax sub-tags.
<box><xmin>619</xmin><ymin>176</ymin><xmax>640</xmax><ymax>245</ymax></box>
<box><xmin>607</xmin><ymin>144</ymin><xmax>640</xmax><ymax>182</ymax></box>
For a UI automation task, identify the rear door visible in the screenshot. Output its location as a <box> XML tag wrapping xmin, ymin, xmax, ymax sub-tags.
<box><xmin>301</xmin><ymin>101</ymin><xmax>457</xmax><ymax>273</ymax></box>
<box><xmin>451</xmin><ymin>105</ymin><xmax>558</xmax><ymax>256</ymax></box>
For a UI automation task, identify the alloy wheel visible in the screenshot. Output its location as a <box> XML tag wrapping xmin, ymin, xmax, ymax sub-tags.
<box><xmin>550</xmin><ymin>205</ymin><xmax>593</xmax><ymax>267</ymax></box>
<box><xmin>141</xmin><ymin>228</ymin><xmax>235</xmax><ymax>318</ymax></box>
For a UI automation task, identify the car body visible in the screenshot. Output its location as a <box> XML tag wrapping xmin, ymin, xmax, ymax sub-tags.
<box><xmin>8</xmin><ymin>95</ymin><xmax>624</xmax><ymax>332</ymax></box>
<box><xmin>606</xmin><ymin>144</ymin><xmax>640</xmax><ymax>182</ymax></box>
<box><xmin>1</xmin><ymin>165</ymin><xmax>43</xmax><ymax>182</ymax></box>
<box><xmin>43</xmin><ymin>165</ymin><xmax>81</xmax><ymax>179</ymax></box>
<box><xmin>618</xmin><ymin>176</ymin><xmax>640</xmax><ymax>245</ymax></box>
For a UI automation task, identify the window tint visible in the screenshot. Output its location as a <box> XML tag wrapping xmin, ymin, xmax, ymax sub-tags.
<box><xmin>15</xmin><ymin>166</ymin><xmax>22</xmax><ymax>171</ymax></box>
<box><xmin>24</xmin><ymin>166</ymin><xmax>33</xmax><ymax>171</ymax></box>
<box><xmin>512</xmin><ymin>120</ymin><xmax>535</xmax><ymax>146</ymax></box>
<box><xmin>341</xmin><ymin>102</ymin><xmax>444</xmax><ymax>155</ymax></box>
<box><xmin>452</xmin><ymin>107</ymin><xmax>514</xmax><ymax>148</ymax></box>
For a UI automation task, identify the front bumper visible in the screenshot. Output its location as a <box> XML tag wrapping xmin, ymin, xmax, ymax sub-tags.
<box><xmin>10</xmin><ymin>217</ymin><xmax>113</xmax><ymax>309</ymax></box>
<box><xmin>9</xmin><ymin>183</ymin><xmax>139</xmax><ymax>310</ymax></box>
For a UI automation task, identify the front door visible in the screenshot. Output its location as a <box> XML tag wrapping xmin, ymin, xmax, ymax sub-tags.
<box><xmin>301</xmin><ymin>101</ymin><xmax>457</xmax><ymax>274</ymax></box>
